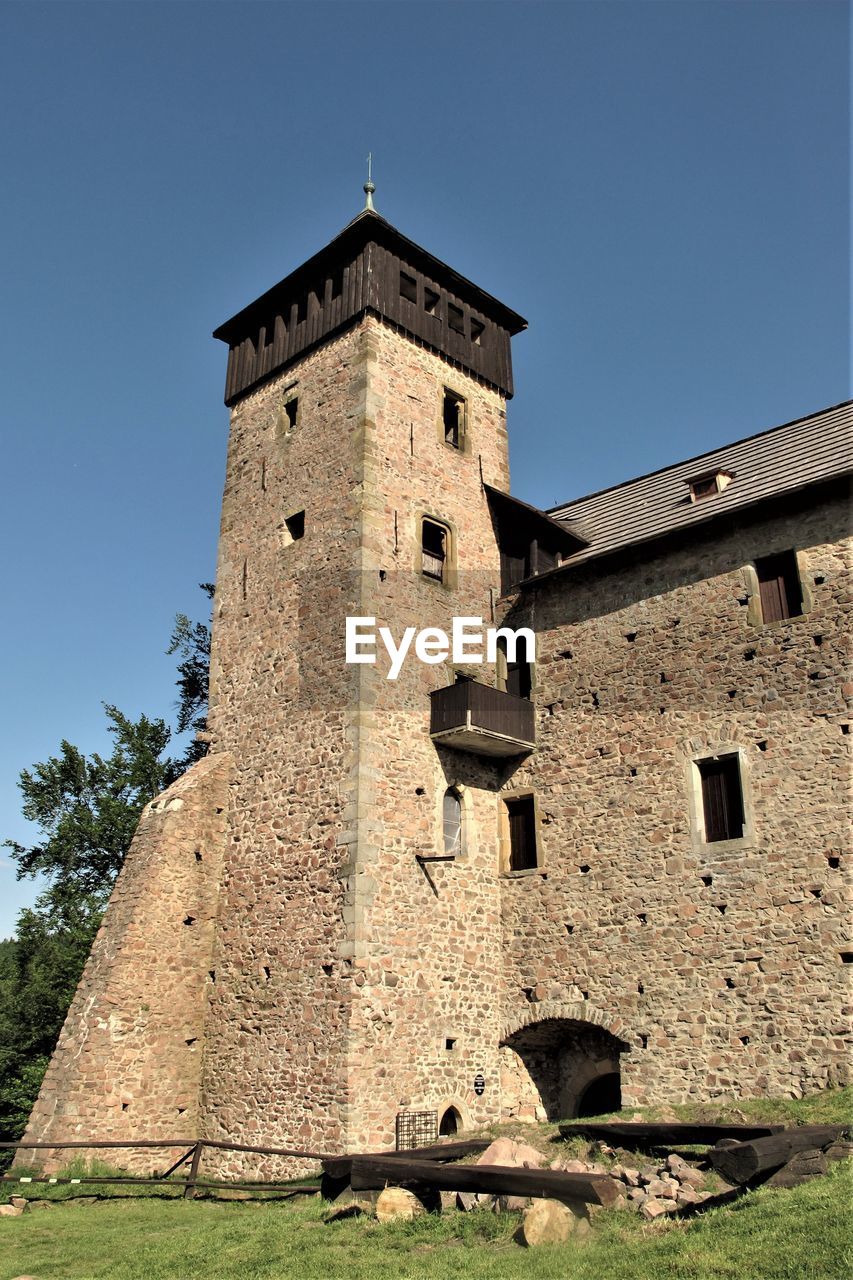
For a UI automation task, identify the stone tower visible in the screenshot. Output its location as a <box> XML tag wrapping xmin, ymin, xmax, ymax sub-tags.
<box><xmin>22</xmin><ymin>199</ymin><xmax>532</xmax><ymax>1167</ymax></box>
<box><xmin>201</xmin><ymin>202</ymin><xmax>529</xmax><ymax>1162</ymax></box>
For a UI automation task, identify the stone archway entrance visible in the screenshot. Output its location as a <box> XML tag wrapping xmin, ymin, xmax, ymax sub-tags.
<box><xmin>499</xmin><ymin>1016</ymin><xmax>628</xmax><ymax>1122</ymax></box>
<box><xmin>439</xmin><ymin>1105</ymin><xmax>461</xmax><ymax>1136</ymax></box>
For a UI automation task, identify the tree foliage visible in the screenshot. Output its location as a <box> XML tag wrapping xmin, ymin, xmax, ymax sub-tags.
<box><xmin>167</xmin><ymin>583</ymin><xmax>213</xmax><ymax>770</ymax></box>
<box><xmin>6</xmin><ymin>707</ymin><xmax>173</xmax><ymax>906</ymax></box>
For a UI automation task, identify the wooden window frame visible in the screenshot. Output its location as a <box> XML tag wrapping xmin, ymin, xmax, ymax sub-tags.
<box><xmin>438</xmin><ymin>386</ymin><xmax>468</xmax><ymax>453</ymax></box>
<box><xmin>499</xmin><ymin>791</ymin><xmax>543</xmax><ymax>876</ymax></box>
<box><xmin>753</xmin><ymin>550</ymin><xmax>806</xmax><ymax>624</ymax></box>
<box><xmin>418</xmin><ymin>514</ymin><xmax>456</xmax><ymax>588</ymax></box>
<box><xmin>687</xmin><ymin>747</ymin><xmax>755</xmax><ymax>852</ymax></box>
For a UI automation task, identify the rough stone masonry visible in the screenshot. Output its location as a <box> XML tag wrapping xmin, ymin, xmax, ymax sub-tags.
<box><xmin>19</xmin><ymin>205</ymin><xmax>851</xmax><ymax>1176</ymax></box>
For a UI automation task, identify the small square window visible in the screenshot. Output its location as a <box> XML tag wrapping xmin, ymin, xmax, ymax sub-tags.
<box><xmin>400</xmin><ymin>270</ymin><xmax>418</xmax><ymax>304</ymax></box>
<box><xmin>470</xmin><ymin>317</ymin><xmax>485</xmax><ymax>346</ymax></box>
<box><xmin>697</xmin><ymin>754</ymin><xmax>744</xmax><ymax>842</ymax></box>
<box><xmin>421</xmin><ymin>518</ymin><xmax>449</xmax><ymax>582</ymax></box>
<box><xmin>447</xmin><ymin>302</ymin><xmax>465</xmax><ymax>335</ymax></box>
<box><xmin>504</xmin><ymin>795</ymin><xmax>538</xmax><ymax>871</ymax></box>
<box><xmin>281</xmin><ymin>510</ymin><xmax>305</xmax><ymax>546</ymax></box>
<box><xmin>755</xmin><ymin>550</ymin><xmax>803</xmax><ymax>622</ymax></box>
<box><xmin>424</xmin><ymin>286</ymin><xmax>440</xmax><ymax>316</ymax></box>
<box><xmin>443</xmin><ymin>389</ymin><xmax>465</xmax><ymax>449</ymax></box>
<box><xmin>685</xmin><ymin>470</ymin><xmax>733</xmax><ymax>502</ymax></box>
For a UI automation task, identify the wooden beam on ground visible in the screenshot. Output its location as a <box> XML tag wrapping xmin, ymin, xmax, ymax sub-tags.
<box><xmin>707</xmin><ymin>1126</ymin><xmax>848</xmax><ymax>1185</ymax></box>
<box><xmin>321</xmin><ymin>1139</ymin><xmax>491</xmax><ymax>1182</ymax></box>
<box><xmin>557</xmin><ymin>1122</ymin><xmax>786</xmax><ymax>1148</ymax></box>
<box><xmin>348</xmin><ymin>1155</ymin><xmax>620</xmax><ymax>1207</ymax></box>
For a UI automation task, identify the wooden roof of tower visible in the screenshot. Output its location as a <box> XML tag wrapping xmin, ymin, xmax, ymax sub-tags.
<box><xmin>213</xmin><ymin>208</ymin><xmax>527</xmax><ymax>405</ymax></box>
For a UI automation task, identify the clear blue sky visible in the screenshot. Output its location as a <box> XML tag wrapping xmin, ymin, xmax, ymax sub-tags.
<box><xmin>1</xmin><ymin>0</ymin><xmax>848</xmax><ymax>937</ymax></box>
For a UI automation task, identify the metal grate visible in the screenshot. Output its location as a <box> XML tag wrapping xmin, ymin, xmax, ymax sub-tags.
<box><xmin>395</xmin><ymin>1110</ymin><xmax>438</xmax><ymax>1151</ymax></box>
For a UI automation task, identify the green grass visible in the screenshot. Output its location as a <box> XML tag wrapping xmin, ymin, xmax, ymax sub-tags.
<box><xmin>1</xmin><ymin>1088</ymin><xmax>850</xmax><ymax>1279</ymax></box>
<box><xmin>0</xmin><ymin>1161</ymin><xmax>849</xmax><ymax>1280</ymax></box>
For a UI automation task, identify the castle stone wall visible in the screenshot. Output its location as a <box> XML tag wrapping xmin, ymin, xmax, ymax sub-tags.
<box><xmin>498</xmin><ymin>493</ymin><xmax>851</xmax><ymax>1111</ymax></box>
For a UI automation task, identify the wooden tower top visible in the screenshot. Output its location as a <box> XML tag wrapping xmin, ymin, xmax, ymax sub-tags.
<box><xmin>213</xmin><ymin>208</ymin><xmax>527</xmax><ymax>405</ymax></box>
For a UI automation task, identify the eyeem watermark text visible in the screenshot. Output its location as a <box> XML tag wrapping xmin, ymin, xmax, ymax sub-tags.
<box><xmin>345</xmin><ymin>617</ymin><xmax>535</xmax><ymax>681</ymax></box>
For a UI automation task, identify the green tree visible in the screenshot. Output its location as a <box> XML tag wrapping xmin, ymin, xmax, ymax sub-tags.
<box><xmin>167</xmin><ymin>582</ymin><xmax>214</xmax><ymax>771</ymax></box>
<box><xmin>0</xmin><ymin>707</ymin><xmax>175</xmax><ymax>1157</ymax></box>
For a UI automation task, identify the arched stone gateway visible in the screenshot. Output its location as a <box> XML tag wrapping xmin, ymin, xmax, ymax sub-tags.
<box><xmin>499</xmin><ymin>1004</ymin><xmax>630</xmax><ymax>1123</ymax></box>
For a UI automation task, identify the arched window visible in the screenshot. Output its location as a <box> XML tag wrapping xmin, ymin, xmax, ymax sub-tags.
<box><xmin>443</xmin><ymin>788</ymin><xmax>463</xmax><ymax>856</ymax></box>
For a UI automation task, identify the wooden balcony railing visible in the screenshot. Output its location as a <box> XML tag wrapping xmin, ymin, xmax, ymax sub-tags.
<box><xmin>429</xmin><ymin>680</ymin><xmax>535</xmax><ymax>757</ymax></box>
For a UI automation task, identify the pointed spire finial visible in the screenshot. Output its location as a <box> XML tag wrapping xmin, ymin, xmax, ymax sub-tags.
<box><xmin>363</xmin><ymin>152</ymin><xmax>376</xmax><ymax>211</ymax></box>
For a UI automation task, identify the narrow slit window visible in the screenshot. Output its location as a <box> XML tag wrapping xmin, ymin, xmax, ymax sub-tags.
<box><xmin>505</xmin><ymin>795</ymin><xmax>538</xmax><ymax>871</ymax></box>
<box><xmin>470</xmin><ymin>317</ymin><xmax>485</xmax><ymax>346</ymax></box>
<box><xmin>330</xmin><ymin>268</ymin><xmax>343</xmax><ymax>300</ymax></box>
<box><xmin>400</xmin><ymin>270</ymin><xmax>418</xmax><ymax>303</ymax></box>
<box><xmin>447</xmin><ymin>302</ymin><xmax>465</xmax><ymax>335</ymax></box>
<box><xmin>442</xmin><ymin>788</ymin><xmax>463</xmax><ymax>856</ymax></box>
<box><xmin>755</xmin><ymin>550</ymin><xmax>803</xmax><ymax>622</ymax></box>
<box><xmin>698</xmin><ymin>754</ymin><xmax>745</xmax><ymax>842</ymax></box>
<box><xmin>424</xmin><ymin>286</ymin><xmax>440</xmax><ymax>316</ymax></box>
<box><xmin>421</xmin><ymin>518</ymin><xmax>449</xmax><ymax>582</ymax></box>
<box><xmin>443</xmin><ymin>389</ymin><xmax>465</xmax><ymax>449</ymax></box>
<box><xmin>284</xmin><ymin>397</ymin><xmax>299</xmax><ymax>431</ymax></box>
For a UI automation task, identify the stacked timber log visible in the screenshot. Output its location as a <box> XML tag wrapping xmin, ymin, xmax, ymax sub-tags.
<box><xmin>707</xmin><ymin>1126</ymin><xmax>850</xmax><ymax>1186</ymax></box>
<box><xmin>321</xmin><ymin>1118</ymin><xmax>851</xmax><ymax>1238</ymax></box>
<box><xmin>559</xmin><ymin>1120</ymin><xmax>851</xmax><ymax>1190</ymax></box>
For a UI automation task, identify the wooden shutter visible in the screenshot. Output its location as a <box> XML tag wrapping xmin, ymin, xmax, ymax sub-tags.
<box><xmin>756</xmin><ymin>551</ymin><xmax>802</xmax><ymax>622</ymax></box>
<box><xmin>422</xmin><ymin>520</ymin><xmax>447</xmax><ymax>580</ymax></box>
<box><xmin>506</xmin><ymin>797</ymin><xmax>537</xmax><ymax>870</ymax></box>
<box><xmin>699</xmin><ymin>756</ymin><xmax>744</xmax><ymax>842</ymax></box>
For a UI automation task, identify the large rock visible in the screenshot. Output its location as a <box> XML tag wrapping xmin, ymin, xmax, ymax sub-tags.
<box><xmin>641</xmin><ymin>1197</ymin><xmax>674</xmax><ymax>1220</ymax></box>
<box><xmin>376</xmin><ymin>1186</ymin><xmax>428</xmax><ymax>1223</ymax></box>
<box><xmin>478</xmin><ymin>1137</ymin><xmax>546</xmax><ymax>1169</ymax></box>
<box><xmin>0</xmin><ymin>1204</ymin><xmax>24</xmax><ymax>1217</ymax></box>
<box><xmin>457</xmin><ymin>1190</ymin><xmax>497</xmax><ymax>1212</ymax></box>
<box><xmin>518</xmin><ymin>1198</ymin><xmax>591</xmax><ymax>1247</ymax></box>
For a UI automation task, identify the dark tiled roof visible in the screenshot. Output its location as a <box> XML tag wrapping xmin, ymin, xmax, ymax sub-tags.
<box><xmin>548</xmin><ymin>400</ymin><xmax>852</xmax><ymax>568</ymax></box>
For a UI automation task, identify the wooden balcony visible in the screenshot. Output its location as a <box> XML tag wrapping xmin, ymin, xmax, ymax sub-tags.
<box><xmin>429</xmin><ymin>680</ymin><xmax>535</xmax><ymax>758</ymax></box>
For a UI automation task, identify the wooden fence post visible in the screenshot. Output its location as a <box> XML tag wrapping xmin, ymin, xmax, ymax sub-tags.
<box><xmin>184</xmin><ymin>1142</ymin><xmax>203</xmax><ymax>1199</ymax></box>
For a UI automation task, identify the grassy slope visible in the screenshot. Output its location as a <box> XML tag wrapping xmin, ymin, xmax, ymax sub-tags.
<box><xmin>1</xmin><ymin>1088</ymin><xmax>850</xmax><ymax>1280</ymax></box>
